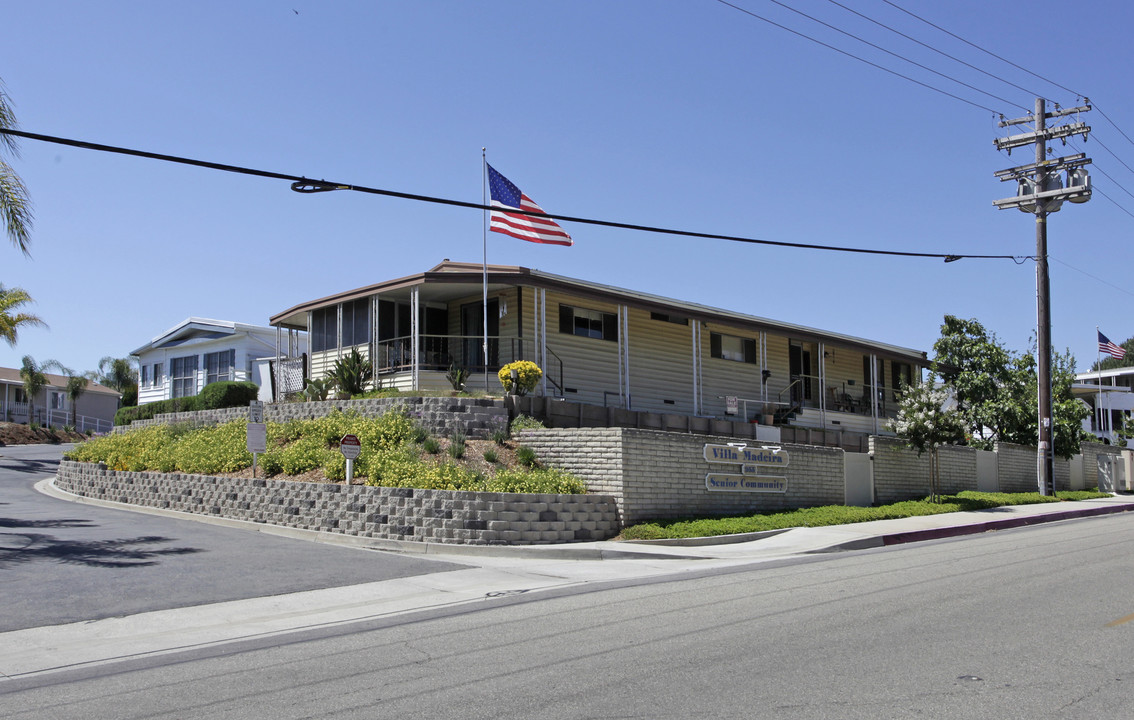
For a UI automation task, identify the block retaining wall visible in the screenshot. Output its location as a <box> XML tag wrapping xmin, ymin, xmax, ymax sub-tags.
<box><xmin>56</xmin><ymin>460</ymin><xmax>619</xmax><ymax>545</ymax></box>
<box><xmin>122</xmin><ymin>397</ymin><xmax>509</xmax><ymax>439</ymax></box>
<box><xmin>521</xmin><ymin>427</ymin><xmax>845</xmax><ymax>525</ymax></box>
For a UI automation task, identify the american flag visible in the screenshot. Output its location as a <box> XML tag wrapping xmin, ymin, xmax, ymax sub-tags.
<box><xmin>1098</xmin><ymin>330</ymin><xmax>1126</xmax><ymax>359</ymax></box>
<box><xmin>487</xmin><ymin>164</ymin><xmax>572</xmax><ymax>246</ymax></box>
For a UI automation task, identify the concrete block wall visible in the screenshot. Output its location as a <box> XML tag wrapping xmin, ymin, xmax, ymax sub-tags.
<box><xmin>124</xmin><ymin>397</ymin><xmax>509</xmax><ymax>439</ymax></box>
<box><xmin>1080</xmin><ymin>441</ymin><xmax>1123</xmax><ymax>491</ymax></box>
<box><xmin>56</xmin><ymin>460</ymin><xmax>619</xmax><ymax>545</ymax></box>
<box><xmin>870</xmin><ymin>436</ymin><xmax>933</xmax><ymax>504</ymax></box>
<box><xmin>521</xmin><ymin>427</ymin><xmax>845</xmax><ymax>525</ymax></box>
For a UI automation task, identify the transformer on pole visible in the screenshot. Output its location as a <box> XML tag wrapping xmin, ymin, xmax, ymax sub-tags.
<box><xmin>993</xmin><ymin>99</ymin><xmax>1092</xmax><ymax>495</ymax></box>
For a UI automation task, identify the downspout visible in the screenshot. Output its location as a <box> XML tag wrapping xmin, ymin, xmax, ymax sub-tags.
<box><xmin>411</xmin><ymin>287</ymin><xmax>420</xmax><ymax>391</ymax></box>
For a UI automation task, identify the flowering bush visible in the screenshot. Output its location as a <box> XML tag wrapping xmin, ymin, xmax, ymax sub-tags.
<box><xmin>498</xmin><ymin>360</ymin><xmax>542</xmax><ymax>396</ymax></box>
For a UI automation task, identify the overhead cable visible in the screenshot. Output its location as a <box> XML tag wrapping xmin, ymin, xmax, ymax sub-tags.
<box><xmin>0</xmin><ymin>127</ymin><xmax>1031</xmax><ymax>263</ymax></box>
<box><xmin>711</xmin><ymin>0</ymin><xmax>1002</xmax><ymax>114</ymax></box>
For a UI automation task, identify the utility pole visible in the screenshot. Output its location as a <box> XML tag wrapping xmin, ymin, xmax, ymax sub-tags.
<box><xmin>994</xmin><ymin>98</ymin><xmax>1092</xmax><ymax>495</ymax></box>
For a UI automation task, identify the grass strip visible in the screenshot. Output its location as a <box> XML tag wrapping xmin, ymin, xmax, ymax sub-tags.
<box><xmin>619</xmin><ymin>489</ymin><xmax>1112</xmax><ymax>540</ymax></box>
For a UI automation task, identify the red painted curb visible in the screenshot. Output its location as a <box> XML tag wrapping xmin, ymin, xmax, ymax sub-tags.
<box><xmin>881</xmin><ymin>503</ymin><xmax>1134</xmax><ymax>546</ymax></box>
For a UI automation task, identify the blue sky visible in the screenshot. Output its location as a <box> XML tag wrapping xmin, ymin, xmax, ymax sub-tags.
<box><xmin>2</xmin><ymin>0</ymin><xmax>1132</xmax><ymax>378</ymax></box>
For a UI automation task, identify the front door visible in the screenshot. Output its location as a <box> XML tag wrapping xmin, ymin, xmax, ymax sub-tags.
<box><xmin>789</xmin><ymin>342</ymin><xmax>813</xmax><ymax>405</ymax></box>
<box><xmin>460</xmin><ymin>300</ymin><xmax>499</xmax><ymax>370</ymax></box>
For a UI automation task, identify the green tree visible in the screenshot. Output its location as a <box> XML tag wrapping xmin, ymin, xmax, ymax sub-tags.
<box><xmin>932</xmin><ymin>316</ymin><xmax>1031</xmax><ymax>450</ymax></box>
<box><xmin>43</xmin><ymin>360</ymin><xmax>88</xmax><ymax>428</ymax></box>
<box><xmin>887</xmin><ymin>375</ymin><xmax>966</xmax><ymax>502</ymax></box>
<box><xmin>95</xmin><ymin>356</ymin><xmax>138</xmax><ymax>408</ymax></box>
<box><xmin>933</xmin><ymin>315</ymin><xmax>1088</xmax><ymax>459</ymax></box>
<box><xmin>0</xmin><ymin>283</ymin><xmax>45</xmax><ymax>346</ymax></box>
<box><xmin>19</xmin><ymin>355</ymin><xmax>48</xmax><ymax>424</ymax></box>
<box><xmin>1</xmin><ymin>78</ymin><xmax>32</xmax><ymax>255</ymax></box>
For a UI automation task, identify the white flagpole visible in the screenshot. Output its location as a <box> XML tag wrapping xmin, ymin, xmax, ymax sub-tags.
<box><xmin>482</xmin><ymin>149</ymin><xmax>490</xmax><ymax>392</ymax></box>
<box><xmin>1097</xmin><ymin>326</ymin><xmax>1104</xmax><ymax>440</ymax></box>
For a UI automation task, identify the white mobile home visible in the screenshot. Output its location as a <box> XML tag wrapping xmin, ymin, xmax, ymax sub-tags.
<box><xmin>132</xmin><ymin>317</ymin><xmax>306</xmax><ymax>405</ymax></box>
<box><xmin>269</xmin><ymin>261</ymin><xmax>928</xmax><ymax>435</ymax></box>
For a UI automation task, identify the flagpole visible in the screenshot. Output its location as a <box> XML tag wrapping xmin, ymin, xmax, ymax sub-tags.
<box><xmin>1097</xmin><ymin>326</ymin><xmax>1105</xmax><ymax>440</ymax></box>
<box><xmin>482</xmin><ymin>149</ymin><xmax>490</xmax><ymax>392</ymax></box>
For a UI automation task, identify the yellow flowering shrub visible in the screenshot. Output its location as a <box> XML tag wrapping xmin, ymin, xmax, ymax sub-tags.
<box><xmin>497</xmin><ymin>360</ymin><xmax>542</xmax><ymax>396</ymax></box>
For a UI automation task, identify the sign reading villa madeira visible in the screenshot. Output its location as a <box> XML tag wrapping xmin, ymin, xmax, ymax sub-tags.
<box><xmin>703</xmin><ymin>443</ymin><xmax>789</xmax><ymax>494</ymax></box>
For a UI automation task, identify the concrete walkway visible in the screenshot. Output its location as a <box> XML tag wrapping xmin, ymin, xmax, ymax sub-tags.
<box><xmin>4</xmin><ymin>480</ymin><xmax>1133</xmax><ymax>683</ymax></box>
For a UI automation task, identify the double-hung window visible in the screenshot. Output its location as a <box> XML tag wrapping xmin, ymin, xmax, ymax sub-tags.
<box><xmin>171</xmin><ymin>355</ymin><xmax>198</xmax><ymax>398</ymax></box>
<box><xmin>205</xmin><ymin>349</ymin><xmax>235</xmax><ymax>385</ymax></box>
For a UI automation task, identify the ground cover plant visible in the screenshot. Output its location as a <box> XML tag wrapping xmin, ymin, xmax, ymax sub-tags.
<box><xmin>619</xmin><ymin>489</ymin><xmax>1112</xmax><ymax>540</ymax></box>
<box><xmin>65</xmin><ymin>408</ymin><xmax>585</xmax><ymax>494</ymax></box>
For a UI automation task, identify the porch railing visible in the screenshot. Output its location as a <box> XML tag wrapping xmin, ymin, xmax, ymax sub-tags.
<box><xmin>375</xmin><ymin>335</ymin><xmax>563</xmax><ymax>393</ymax></box>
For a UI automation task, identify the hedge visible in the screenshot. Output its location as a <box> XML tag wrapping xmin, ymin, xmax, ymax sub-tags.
<box><xmin>114</xmin><ymin>381</ymin><xmax>259</xmax><ymax>426</ymax></box>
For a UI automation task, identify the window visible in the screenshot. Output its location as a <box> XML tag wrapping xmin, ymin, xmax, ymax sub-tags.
<box><xmin>650</xmin><ymin>311</ymin><xmax>688</xmax><ymax>326</ymax></box>
<box><xmin>311</xmin><ymin>306</ymin><xmax>337</xmax><ymax>353</ymax></box>
<box><xmin>341</xmin><ymin>299</ymin><xmax>371</xmax><ymax>348</ymax></box>
<box><xmin>153</xmin><ymin>363</ymin><xmax>164</xmax><ymax>387</ymax></box>
<box><xmin>891</xmin><ymin>361</ymin><xmax>912</xmax><ymax>397</ymax></box>
<box><xmin>205</xmin><ymin>349</ymin><xmax>235</xmax><ymax>385</ymax></box>
<box><xmin>50</xmin><ymin>391</ymin><xmax>64</xmax><ymax>410</ymax></box>
<box><xmin>171</xmin><ymin>355</ymin><xmax>198</xmax><ymax>398</ymax></box>
<box><xmin>140</xmin><ymin>365</ymin><xmax>150</xmax><ymax>387</ymax></box>
<box><xmin>710</xmin><ymin>332</ymin><xmax>756</xmax><ymax>363</ymax></box>
<box><xmin>559</xmin><ymin>304</ymin><xmax>618</xmax><ymax>342</ymax></box>
<box><xmin>13</xmin><ymin>388</ymin><xmax>27</xmax><ymax>403</ymax></box>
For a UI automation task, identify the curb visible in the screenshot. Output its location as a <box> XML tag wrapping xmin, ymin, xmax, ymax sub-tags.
<box><xmin>877</xmin><ymin>502</ymin><xmax>1134</xmax><ymax>547</ymax></box>
<box><xmin>36</xmin><ymin>477</ymin><xmax>696</xmax><ymax>562</ymax></box>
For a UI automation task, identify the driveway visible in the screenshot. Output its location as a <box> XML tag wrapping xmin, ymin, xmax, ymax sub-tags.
<box><xmin>0</xmin><ymin>444</ymin><xmax>468</xmax><ymax>632</ymax></box>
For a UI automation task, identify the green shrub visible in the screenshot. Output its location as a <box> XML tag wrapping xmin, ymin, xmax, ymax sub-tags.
<box><xmin>492</xmin><ymin>429</ymin><xmax>509</xmax><ymax>445</ymax></box>
<box><xmin>423</xmin><ymin>437</ymin><xmax>441</xmax><ymax>454</ymax></box>
<box><xmin>515</xmin><ymin>445</ymin><xmax>539</xmax><ymax>468</ymax></box>
<box><xmin>509</xmin><ymin>415</ymin><xmax>545</xmax><ymax>435</ymax></box>
<box><xmin>199</xmin><ymin>381</ymin><xmax>259</xmax><ymax>410</ymax></box>
<box><xmin>483</xmin><ymin>448</ymin><xmax>499</xmax><ymax>464</ymax></box>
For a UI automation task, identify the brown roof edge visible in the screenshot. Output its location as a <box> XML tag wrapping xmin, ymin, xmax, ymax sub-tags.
<box><xmin>268</xmin><ymin>261</ymin><xmax>532</xmax><ymax>326</ymax></box>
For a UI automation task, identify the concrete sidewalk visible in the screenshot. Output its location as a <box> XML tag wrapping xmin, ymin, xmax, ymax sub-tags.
<box><xmin>4</xmin><ymin>482</ymin><xmax>1133</xmax><ymax>683</ymax></box>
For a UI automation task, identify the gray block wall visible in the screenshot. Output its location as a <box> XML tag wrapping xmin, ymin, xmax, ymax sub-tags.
<box><xmin>124</xmin><ymin>397</ymin><xmax>509</xmax><ymax>438</ymax></box>
<box><xmin>56</xmin><ymin>461</ymin><xmax>619</xmax><ymax>545</ymax></box>
<box><xmin>521</xmin><ymin>427</ymin><xmax>846</xmax><ymax>525</ymax></box>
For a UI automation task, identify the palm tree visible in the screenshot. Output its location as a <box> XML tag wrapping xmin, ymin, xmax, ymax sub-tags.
<box><xmin>1</xmin><ymin>78</ymin><xmax>32</xmax><ymax>255</ymax></box>
<box><xmin>19</xmin><ymin>355</ymin><xmax>48</xmax><ymax>425</ymax></box>
<box><xmin>0</xmin><ymin>283</ymin><xmax>46</xmax><ymax>346</ymax></box>
<box><xmin>97</xmin><ymin>356</ymin><xmax>138</xmax><ymax>407</ymax></box>
<box><xmin>44</xmin><ymin>361</ymin><xmax>88</xmax><ymax>428</ymax></box>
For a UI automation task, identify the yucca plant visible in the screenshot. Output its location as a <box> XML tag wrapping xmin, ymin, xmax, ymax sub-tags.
<box><xmin>446</xmin><ymin>362</ymin><xmax>470</xmax><ymax>392</ymax></box>
<box><xmin>329</xmin><ymin>349</ymin><xmax>374</xmax><ymax>397</ymax></box>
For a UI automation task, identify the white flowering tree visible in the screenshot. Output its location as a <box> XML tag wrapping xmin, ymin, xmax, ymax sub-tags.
<box><xmin>888</xmin><ymin>375</ymin><xmax>966</xmax><ymax>502</ymax></box>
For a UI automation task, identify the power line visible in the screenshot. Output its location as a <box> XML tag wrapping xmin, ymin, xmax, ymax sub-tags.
<box><xmin>1051</xmin><ymin>256</ymin><xmax>1134</xmax><ymax>299</ymax></box>
<box><xmin>764</xmin><ymin>0</ymin><xmax>1028</xmax><ymax>111</ymax></box>
<box><xmin>823</xmin><ymin>0</ymin><xmax>1045</xmax><ymax>102</ymax></box>
<box><xmin>0</xmin><ymin>127</ymin><xmax>1031</xmax><ymax>263</ymax></box>
<box><xmin>711</xmin><ymin>0</ymin><xmax>1002</xmax><ymax>114</ymax></box>
<box><xmin>879</xmin><ymin>0</ymin><xmax>1081</xmax><ymax>100</ymax></box>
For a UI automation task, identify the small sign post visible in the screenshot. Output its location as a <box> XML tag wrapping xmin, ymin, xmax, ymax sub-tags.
<box><xmin>247</xmin><ymin>402</ymin><xmax>267</xmax><ymax>478</ymax></box>
<box><xmin>340</xmin><ymin>433</ymin><xmax>361</xmax><ymax>485</ymax></box>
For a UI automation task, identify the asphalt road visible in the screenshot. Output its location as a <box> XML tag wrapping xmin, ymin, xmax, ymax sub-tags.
<box><xmin>0</xmin><ymin>444</ymin><xmax>467</xmax><ymax>632</ymax></box>
<box><xmin>4</xmin><ymin>503</ymin><xmax>1134</xmax><ymax>718</ymax></box>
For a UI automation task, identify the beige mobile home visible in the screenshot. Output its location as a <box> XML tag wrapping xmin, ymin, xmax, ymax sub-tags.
<box><xmin>269</xmin><ymin>260</ymin><xmax>928</xmax><ymax>435</ymax></box>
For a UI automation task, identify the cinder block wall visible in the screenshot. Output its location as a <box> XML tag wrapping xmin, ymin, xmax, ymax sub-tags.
<box><xmin>1080</xmin><ymin>441</ymin><xmax>1124</xmax><ymax>490</ymax></box>
<box><xmin>123</xmin><ymin>397</ymin><xmax>509</xmax><ymax>438</ymax></box>
<box><xmin>522</xmin><ymin>427</ymin><xmax>845</xmax><ymax>525</ymax></box>
<box><xmin>56</xmin><ymin>460</ymin><xmax>619</xmax><ymax>545</ymax></box>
